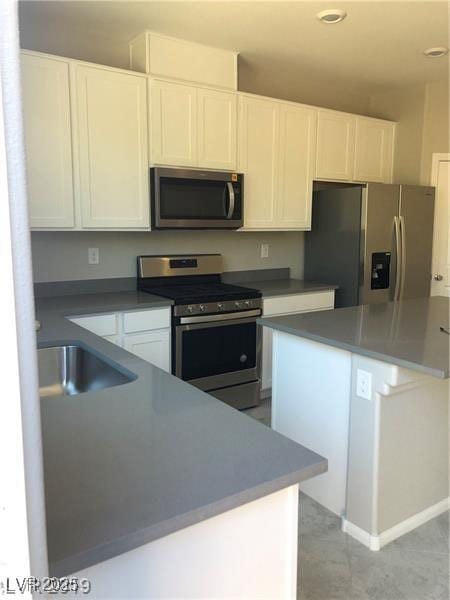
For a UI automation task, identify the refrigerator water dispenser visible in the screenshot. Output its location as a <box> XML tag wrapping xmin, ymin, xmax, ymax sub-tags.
<box><xmin>371</xmin><ymin>252</ymin><xmax>391</xmax><ymax>290</ymax></box>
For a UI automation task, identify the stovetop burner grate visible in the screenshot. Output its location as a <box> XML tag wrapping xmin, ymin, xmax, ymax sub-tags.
<box><xmin>140</xmin><ymin>281</ymin><xmax>261</xmax><ymax>304</ymax></box>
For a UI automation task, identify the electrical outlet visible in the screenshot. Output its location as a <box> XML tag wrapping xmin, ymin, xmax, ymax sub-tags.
<box><xmin>88</xmin><ymin>247</ymin><xmax>99</xmax><ymax>265</ymax></box>
<box><xmin>356</xmin><ymin>369</ymin><xmax>372</xmax><ymax>400</ymax></box>
<box><xmin>261</xmin><ymin>244</ymin><xmax>269</xmax><ymax>259</ymax></box>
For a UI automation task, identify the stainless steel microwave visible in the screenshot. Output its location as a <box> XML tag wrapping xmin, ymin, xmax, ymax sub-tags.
<box><xmin>150</xmin><ymin>167</ymin><xmax>243</xmax><ymax>229</ymax></box>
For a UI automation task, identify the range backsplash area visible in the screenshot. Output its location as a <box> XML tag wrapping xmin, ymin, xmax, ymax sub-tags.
<box><xmin>31</xmin><ymin>230</ymin><xmax>305</xmax><ymax>282</ymax></box>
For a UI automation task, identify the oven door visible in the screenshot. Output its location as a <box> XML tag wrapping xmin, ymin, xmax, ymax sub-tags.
<box><xmin>151</xmin><ymin>167</ymin><xmax>243</xmax><ymax>229</ymax></box>
<box><xmin>175</xmin><ymin>314</ymin><xmax>261</xmax><ymax>391</ymax></box>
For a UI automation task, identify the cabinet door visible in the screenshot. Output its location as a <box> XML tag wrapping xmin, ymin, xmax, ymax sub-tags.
<box><xmin>277</xmin><ymin>104</ymin><xmax>317</xmax><ymax>229</ymax></box>
<box><xmin>150</xmin><ymin>80</ymin><xmax>197</xmax><ymax>166</ymax></box>
<box><xmin>353</xmin><ymin>118</ymin><xmax>394</xmax><ymax>183</ymax></box>
<box><xmin>316</xmin><ymin>111</ymin><xmax>356</xmax><ymax>181</ymax></box>
<box><xmin>123</xmin><ymin>330</ymin><xmax>171</xmax><ymax>372</ymax></box>
<box><xmin>197</xmin><ymin>88</ymin><xmax>237</xmax><ymax>170</ymax></box>
<box><xmin>21</xmin><ymin>53</ymin><xmax>75</xmax><ymax>228</ymax></box>
<box><xmin>75</xmin><ymin>65</ymin><xmax>149</xmax><ymax>229</ymax></box>
<box><xmin>239</xmin><ymin>96</ymin><xmax>279</xmax><ymax>229</ymax></box>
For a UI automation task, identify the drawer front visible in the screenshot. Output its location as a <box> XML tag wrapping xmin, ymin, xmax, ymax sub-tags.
<box><xmin>123</xmin><ymin>308</ymin><xmax>171</xmax><ymax>333</ymax></box>
<box><xmin>70</xmin><ymin>313</ymin><xmax>117</xmax><ymax>336</ymax></box>
<box><xmin>262</xmin><ymin>291</ymin><xmax>334</xmax><ymax>317</ymax></box>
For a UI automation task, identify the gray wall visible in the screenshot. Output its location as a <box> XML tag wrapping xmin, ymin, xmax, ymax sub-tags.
<box><xmin>31</xmin><ymin>230</ymin><xmax>305</xmax><ymax>282</ymax></box>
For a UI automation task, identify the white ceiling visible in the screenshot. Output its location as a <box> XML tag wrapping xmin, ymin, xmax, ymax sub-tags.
<box><xmin>19</xmin><ymin>0</ymin><xmax>450</xmax><ymax>97</ymax></box>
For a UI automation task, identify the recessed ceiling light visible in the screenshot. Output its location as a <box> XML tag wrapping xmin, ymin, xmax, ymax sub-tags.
<box><xmin>317</xmin><ymin>9</ymin><xmax>347</xmax><ymax>24</ymax></box>
<box><xmin>423</xmin><ymin>47</ymin><xmax>449</xmax><ymax>58</ymax></box>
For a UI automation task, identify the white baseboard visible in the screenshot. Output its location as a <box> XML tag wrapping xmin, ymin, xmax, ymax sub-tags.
<box><xmin>342</xmin><ymin>519</ymin><xmax>381</xmax><ymax>551</ymax></box>
<box><xmin>342</xmin><ymin>497</ymin><xmax>450</xmax><ymax>551</ymax></box>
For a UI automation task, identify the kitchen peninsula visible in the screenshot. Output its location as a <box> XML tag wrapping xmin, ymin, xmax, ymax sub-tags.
<box><xmin>261</xmin><ymin>296</ymin><xmax>449</xmax><ymax>551</ymax></box>
<box><xmin>36</xmin><ymin>292</ymin><xmax>327</xmax><ymax>598</ymax></box>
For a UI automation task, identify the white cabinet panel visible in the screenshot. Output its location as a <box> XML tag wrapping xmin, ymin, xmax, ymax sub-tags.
<box><xmin>239</xmin><ymin>96</ymin><xmax>279</xmax><ymax>229</ymax></box>
<box><xmin>75</xmin><ymin>65</ymin><xmax>149</xmax><ymax>229</ymax></box>
<box><xmin>103</xmin><ymin>335</ymin><xmax>120</xmax><ymax>346</ymax></box>
<box><xmin>123</xmin><ymin>308</ymin><xmax>171</xmax><ymax>333</ymax></box>
<box><xmin>150</xmin><ymin>79</ymin><xmax>197</xmax><ymax>166</ymax></box>
<box><xmin>261</xmin><ymin>326</ymin><xmax>274</xmax><ymax>391</ymax></box>
<box><xmin>261</xmin><ymin>291</ymin><xmax>335</xmax><ymax>392</ymax></box>
<box><xmin>277</xmin><ymin>104</ymin><xmax>317</xmax><ymax>229</ymax></box>
<box><xmin>263</xmin><ymin>291</ymin><xmax>335</xmax><ymax>316</ymax></box>
<box><xmin>197</xmin><ymin>88</ymin><xmax>237</xmax><ymax>170</ymax></box>
<box><xmin>354</xmin><ymin>118</ymin><xmax>394</xmax><ymax>183</ymax></box>
<box><xmin>123</xmin><ymin>330</ymin><xmax>171</xmax><ymax>372</ymax></box>
<box><xmin>21</xmin><ymin>53</ymin><xmax>75</xmax><ymax>228</ymax></box>
<box><xmin>70</xmin><ymin>314</ymin><xmax>118</xmax><ymax>337</ymax></box>
<box><xmin>316</xmin><ymin>111</ymin><xmax>356</xmax><ymax>181</ymax></box>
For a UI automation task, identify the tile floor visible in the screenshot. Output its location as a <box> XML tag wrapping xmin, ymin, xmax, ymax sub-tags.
<box><xmin>243</xmin><ymin>397</ymin><xmax>450</xmax><ymax>600</ymax></box>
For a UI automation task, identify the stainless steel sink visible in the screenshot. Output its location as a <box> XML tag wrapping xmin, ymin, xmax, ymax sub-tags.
<box><xmin>38</xmin><ymin>344</ymin><xmax>135</xmax><ymax>398</ymax></box>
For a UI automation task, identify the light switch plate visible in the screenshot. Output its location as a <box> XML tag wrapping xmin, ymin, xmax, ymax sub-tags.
<box><xmin>356</xmin><ymin>369</ymin><xmax>372</xmax><ymax>400</ymax></box>
<box><xmin>261</xmin><ymin>244</ymin><xmax>269</xmax><ymax>258</ymax></box>
<box><xmin>88</xmin><ymin>247</ymin><xmax>99</xmax><ymax>265</ymax></box>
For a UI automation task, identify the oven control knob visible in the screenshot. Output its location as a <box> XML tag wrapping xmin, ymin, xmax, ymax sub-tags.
<box><xmin>187</xmin><ymin>305</ymin><xmax>194</xmax><ymax>313</ymax></box>
<box><xmin>234</xmin><ymin>301</ymin><xmax>241</xmax><ymax>309</ymax></box>
<box><xmin>244</xmin><ymin>300</ymin><xmax>251</xmax><ymax>308</ymax></box>
<box><xmin>217</xmin><ymin>303</ymin><xmax>225</xmax><ymax>311</ymax></box>
<box><xmin>199</xmin><ymin>304</ymin><xmax>206</xmax><ymax>312</ymax></box>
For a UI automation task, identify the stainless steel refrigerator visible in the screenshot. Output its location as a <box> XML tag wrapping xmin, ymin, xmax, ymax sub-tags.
<box><xmin>304</xmin><ymin>183</ymin><xmax>435</xmax><ymax>308</ymax></box>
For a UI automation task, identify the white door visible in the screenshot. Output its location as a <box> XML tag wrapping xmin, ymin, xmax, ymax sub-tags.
<box><xmin>431</xmin><ymin>155</ymin><xmax>450</xmax><ymax>297</ymax></box>
<box><xmin>197</xmin><ymin>88</ymin><xmax>237</xmax><ymax>170</ymax></box>
<box><xmin>316</xmin><ymin>111</ymin><xmax>356</xmax><ymax>181</ymax></box>
<box><xmin>150</xmin><ymin>79</ymin><xmax>197</xmax><ymax>167</ymax></box>
<box><xmin>239</xmin><ymin>95</ymin><xmax>279</xmax><ymax>229</ymax></box>
<box><xmin>277</xmin><ymin>103</ymin><xmax>317</xmax><ymax>229</ymax></box>
<box><xmin>353</xmin><ymin>117</ymin><xmax>394</xmax><ymax>183</ymax></box>
<box><xmin>123</xmin><ymin>330</ymin><xmax>171</xmax><ymax>372</ymax></box>
<box><xmin>21</xmin><ymin>52</ymin><xmax>75</xmax><ymax>228</ymax></box>
<box><xmin>75</xmin><ymin>65</ymin><xmax>149</xmax><ymax>229</ymax></box>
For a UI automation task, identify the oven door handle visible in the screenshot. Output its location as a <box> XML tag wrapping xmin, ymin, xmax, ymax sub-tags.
<box><xmin>179</xmin><ymin>309</ymin><xmax>261</xmax><ymax>325</ymax></box>
<box><xmin>226</xmin><ymin>182</ymin><xmax>235</xmax><ymax>219</ymax></box>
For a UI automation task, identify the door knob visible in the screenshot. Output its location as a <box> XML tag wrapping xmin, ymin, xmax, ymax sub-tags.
<box><xmin>433</xmin><ymin>274</ymin><xmax>444</xmax><ymax>281</ymax></box>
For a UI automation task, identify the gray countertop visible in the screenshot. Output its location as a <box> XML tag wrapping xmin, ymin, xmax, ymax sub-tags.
<box><xmin>259</xmin><ymin>296</ymin><xmax>450</xmax><ymax>379</ymax></box>
<box><xmin>237</xmin><ymin>278</ymin><xmax>338</xmax><ymax>299</ymax></box>
<box><xmin>36</xmin><ymin>293</ymin><xmax>327</xmax><ymax>577</ymax></box>
<box><xmin>36</xmin><ymin>290</ymin><xmax>173</xmax><ymax>314</ymax></box>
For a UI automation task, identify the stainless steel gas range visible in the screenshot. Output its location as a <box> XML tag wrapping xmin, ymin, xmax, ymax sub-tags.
<box><xmin>137</xmin><ymin>254</ymin><xmax>262</xmax><ymax>409</ymax></box>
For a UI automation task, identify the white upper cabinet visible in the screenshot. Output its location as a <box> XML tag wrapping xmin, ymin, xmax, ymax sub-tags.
<box><xmin>75</xmin><ymin>65</ymin><xmax>149</xmax><ymax>228</ymax></box>
<box><xmin>150</xmin><ymin>80</ymin><xmax>237</xmax><ymax>170</ymax></box>
<box><xmin>238</xmin><ymin>95</ymin><xmax>279</xmax><ymax>229</ymax></box>
<box><xmin>129</xmin><ymin>31</ymin><xmax>238</xmax><ymax>91</ymax></box>
<box><xmin>353</xmin><ymin>117</ymin><xmax>394</xmax><ymax>183</ymax></box>
<box><xmin>277</xmin><ymin>103</ymin><xmax>317</xmax><ymax>229</ymax></box>
<box><xmin>21</xmin><ymin>52</ymin><xmax>75</xmax><ymax>228</ymax></box>
<box><xmin>239</xmin><ymin>96</ymin><xmax>316</xmax><ymax>230</ymax></box>
<box><xmin>150</xmin><ymin>79</ymin><xmax>197</xmax><ymax>167</ymax></box>
<box><xmin>197</xmin><ymin>88</ymin><xmax>237</xmax><ymax>170</ymax></box>
<box><xmin>316</xmin><ymin>111</ymin><xmax>356</xmax><ymax>181</ymax></box>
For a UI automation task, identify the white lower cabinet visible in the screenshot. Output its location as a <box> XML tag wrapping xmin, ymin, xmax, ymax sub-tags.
<box><xmin>103</xmin><ymin>334</ymin><xmax>120</xmax><ymax>346</ymax></box>
<box><xmin>123</xmin><ymin>330</ymin><xmax>170</xmax><ymax>372</ymax></box>
<box><xmin>261</xmin><ymin>291</ymin><xmax>335</xmax><ymax>393</ymax></box>
<box><xmin>69</xmin><ymin>307</ymin><xmax>171</xmax><ymax>372</ymax></box>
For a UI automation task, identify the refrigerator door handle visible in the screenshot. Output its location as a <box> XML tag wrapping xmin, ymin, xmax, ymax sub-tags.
<box><xmin>399</xmin><ymin>215</ymin><xmax>407</xmax><ymax>299</ymax></box>
<box><xmin>393</xmin><ymin>216</ymin><xmax>402</xmax><ymax>301</ymax></box>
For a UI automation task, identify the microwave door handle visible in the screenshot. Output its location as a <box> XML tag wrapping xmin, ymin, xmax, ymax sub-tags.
<box><xmin>226</xmin><ymin>182</ymin><xmax>235</xmax><ymax>219</ymax></box>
